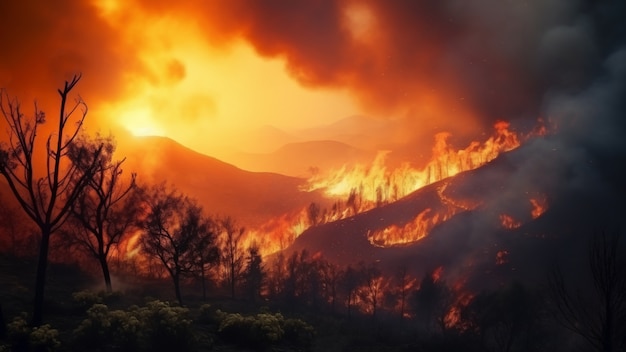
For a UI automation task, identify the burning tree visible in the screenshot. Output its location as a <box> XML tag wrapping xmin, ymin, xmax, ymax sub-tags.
<box><xmin>65</xmin><ymin>135</ymin><xmax>138</xmax><ymax>293</ymax></box>
<box><xmin>0</xmin><ymin>75</ymin><xmax>103</xmax><ymax>326</ymax></box>
<box><xmin>139</xmin><ymin>185</ymin><xmax>218</xmax><ymax>305</ymax></box>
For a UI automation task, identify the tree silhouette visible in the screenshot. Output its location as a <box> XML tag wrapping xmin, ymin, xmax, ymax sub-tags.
<box><xmin>66</xmin><ymin>135</ymin><xmax>137</xmax><ymax>292</ymax></box>
<box><xmin>139</xmin><ymin>185</ymin><xmax>213</xmax><ymax>305</ymax></box>
<box><xmin>243</xmin><ymin>243</ymin><xmax>264</xmax><ymax>302</ymax></box>
<box><xmin>462</xmin><ymin>283</ymin><xmax>542</xmax><ymax>352</ymax></box>
<box><xmin>189</xmin><ymin>216</ymin><xmax>219</xmax><ymax>301</ymax></box>
<box><xmin>549</xmin><ymin>232</ymin><xmax>626</xmax><ymax>352</ymax></box>
<box><xmin>219</xmin><ymin>216</ymin><xmax>245</xmax><ymax>299</ymax></box>
<box><xmin>358</xmin><ymin>263</ymin><xmax>383</xmax><ymax>318</ymax></box>
<box><xmin>412</xmin><ymin>272</ymin><xmax>452</xmax><ymax>335</ymax></box>
<box><xmin>0</xmin><ymin>75</ymin><xmax>103</xmax><ymax>326</ymax></box>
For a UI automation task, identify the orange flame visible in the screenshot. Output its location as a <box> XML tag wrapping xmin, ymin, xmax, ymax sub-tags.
<box><xmin>499</xmin><ymin>214</ymin><xmax>522</xmax><ymax>229</ymax></box>
<box><xmin>304</xmin><ymin>121</ymin><xmax>521</xmax><ymax>210</ymax></box>
<box><xmin>496</xmin><ymin>250</ymin><xmax>509</xmax><ymax>265</ymax></box>
<box><xmin>530</xmin><ymin>196</ymin><xmax>548</xmax><ymax>219</ymax></box>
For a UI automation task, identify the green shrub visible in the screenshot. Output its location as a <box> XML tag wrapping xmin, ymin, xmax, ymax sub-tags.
<box><xmin>283</xmin><ymin>318</ymin><xmax>315</xmax><ymax>349</ymax></box>
<box><xmin>6</xmin><ymin>313</ymin><xmax>30</xmax><ymax>351</ymax></box>
<box><xmin>72</xmin><ymin>300</ymin><xmax>195</xmax><ymax>352</ymax></box>
<box><xmin>197</xmin><ymin>304</ymin><xmax>213</xmax><ymax>324</ymax></box>
<box><xmin>6</xmin><ymin>313</ymin><xmax>61</xmax><ymax>352</ymax></box>
<box><xmin>72</xmin><ymin>290</ymin><xmax>124</xmax><ymax>311</ymax></box>
<box><xmin>217</xmin><ymin>311</ymin><xmax>315</xmax><ymax>349</ymax></box>
<box><xmin>139</xmin><ymin>300</ymin><xmax>195</xmax><ymax>351</ymax></box>
<box><xmin>29</xmin><ymin>325</ymin><xmax>61</xmax><ymax>352</ymax></box>
<box><xmin>72</xmin><ymin>290</ymin><xmax>103</xmax><ymax>309</ymax></box>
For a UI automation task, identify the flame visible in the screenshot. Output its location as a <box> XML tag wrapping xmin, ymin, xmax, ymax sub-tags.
<box><xmin>499</xmin><ymin>214</ymin><xmax>522</xmax><ymax>229</ymax></box>
<box><xmin>305</xmin><ymin>121</ymin><xmax>521</xmax><ymax>211</ymax></box>
<box><xmin>432</xmin><ymin>266</ymin><xmax>444</xmax><ymax>282</ymax></box>
<box><xmin>495</xmin><ymin>250</ymin><xmax>509</xmax><ymax>265</ymax></box>
<box><xmin>530</xmin><ymin>196</ymin><xmax>548</xmax><ymax>219</ymax></box>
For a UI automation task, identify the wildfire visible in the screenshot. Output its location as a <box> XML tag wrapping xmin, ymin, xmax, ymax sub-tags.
<box><xmin>530</xmin><ymin>196</ymin><xmax>548</xmax><ymax>219</ymax></box>
<box><xmin>368</xmin><ymin>207</ymin><xmax>457</xmax><ymax>247</ymax></box>
<box><xmin>499</xmin><ymin>214</ymin><xmax>522</xmax><ymax>229</ymax></box>
<box><xmin>495</xmin><ymin>250</ymin><xmax>509</xmax><ymax>265</ymax></box>
<box><xmin>305</xmin><ymin>121</ymin><xmax>521</xmax><ymax>209</ymax></box>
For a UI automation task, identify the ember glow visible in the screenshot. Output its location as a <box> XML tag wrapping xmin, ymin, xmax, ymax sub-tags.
<box><xmin>530</xmin><ymin>196</ymin><xmax>548</xmax><ymax>219</ymax></box>
<box><xmin>499</xmin><ymin>214</ymin><xmax>522</xmax><ymax>230</ymax></box>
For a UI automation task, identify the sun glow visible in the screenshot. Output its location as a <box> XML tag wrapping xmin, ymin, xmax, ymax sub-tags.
<box><xmin>92</xmin><ymin>1</ymin><xmax>359</xmax><ymax>154</ymax></box>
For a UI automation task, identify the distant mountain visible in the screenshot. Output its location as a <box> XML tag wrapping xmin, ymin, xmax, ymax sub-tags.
<box><xmin>230</xmin><ymin>125</ymin><xmax>302</xmax><ymax>154</ymax></box>
<box><xmin>294</xmin><ymin>115</ymin><xmax>392</xmax><ymax>151</ymax></box>
<box><xmin>118</xmin><ymin>135</ymin><xmax>323</xmax><ymax>226</ymax></box>
<box><xmin>229</xmin><ymin>140</ymin><xmax>374</xmax><ymax>177</ymax></box>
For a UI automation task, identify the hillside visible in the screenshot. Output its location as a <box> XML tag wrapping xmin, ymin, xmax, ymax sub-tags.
<box><xmin>117</xmin><ymin>135</ymin><xmax>324</xmax><ymax>226</ymax></box>
<box><xmin>280</xmin><ymin>138</ymin><xmax>625</xmax><ymax>290</ymax></box>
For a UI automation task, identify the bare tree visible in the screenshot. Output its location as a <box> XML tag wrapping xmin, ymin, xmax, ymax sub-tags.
<box><xmin>412</xmin><ymin>272</ymin><xmax>452</xmax><ymax>335</ymax></box>
<box><xmin>358</xmin><ymin>263</ymin><xmax>383</xmax><ymax>318</ymax></box>
<box><xmin>395</xmin><ymin>264</ymin><xmax>411</xmax><ymax>320</ymax></box>
<box><xmin>320</xmin><ymin>259</ymin><xmax>342</xmax><ymax>314</ymax></box>
<box><xmin>549</xmin><ymin>232</ymin><xmax>626</xmax><ymax>352</ymax></box>
<box><xmin>66</xmin><ymin>135</ymin><xmax>137</xmax><ymax>292</ymax></box>
<box><xmin>0</xmin><ymin>75</ymin><xmax>103</xmax><ymax>326</ymax></box>
<box><xmin>139</xmin><ymin>185</ymin><xmax>212</xmax><ymax>305</ymax></box>
<box><xmin>219</xmin><ymin>216</ymin><xmax>245</xmax><ymax>299</ymax></box>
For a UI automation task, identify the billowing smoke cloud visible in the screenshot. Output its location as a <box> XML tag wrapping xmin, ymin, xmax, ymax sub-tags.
<box><xmin>2</xmin><ymin>1</ymin><xmax>623</xmax><ymax>140</ymax></box>
<box><xmin>0</xmin><ymin>0</ymin><xmax>142</xmax><ymax>111</ymax></box>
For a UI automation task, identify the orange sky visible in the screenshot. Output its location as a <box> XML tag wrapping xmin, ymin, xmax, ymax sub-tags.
<box><xmin>1</xmin><ymin>0</ymin><xmax>564</xmax><ymax>161</ymax></box>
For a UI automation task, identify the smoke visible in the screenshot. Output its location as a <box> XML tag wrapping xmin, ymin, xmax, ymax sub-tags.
<box><xmin>2</xmin><ymin>1</ymin><xmax>623</xmax><ymax>142</ymax></box>
<box><xmin>0</xmin><ymin>0</ymin><xmax>140</xmax><ymax>110</ymax></box>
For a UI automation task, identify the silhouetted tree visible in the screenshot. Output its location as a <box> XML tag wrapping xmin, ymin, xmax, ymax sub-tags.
<box><xmin>189</xmin><ymin>215</ymin><xmax>219</xmax><ymax>301</ymax></box>
<box><xmin>358</xmin><ymin>263</ymin><xmax>383</xmax><ymax>318</ymax></box>
<box><xmin>139</xmin><ymin>185</ymin><xmax>212</xmax><ymax>305</ymax></box>
<box><xmin>320</xmin><ymin>260</ymin><xmax>342</xmax><ymax>314</ymax></box>
<box><xmin>219</xmin><ymin>216</ymin><xmax>245</xmax><ymax>299</ymax></box>
<box><xmin>549</xmin><ymin>232</ymin><xmax>626</xmax><ymax>352</ymax></box>
<box><xmin>343</xmin><ymin>265</ymin><xmax>362</xmax><ymax>319</ymax></box>
<box><xmin>243</xmin><ymin>243</ymin><xmax>264</xmax><ymax>302</ymax></box>
<box><xmin>462</xmin><ymin>283</ymin><xmax>544</xmax><ymax>352</ymax></box>
<box><xmin>307</xmin><ymin>202</ymin><xmax>320</xmax><ymax>226</ymax></box>
<box><xmin>413</xmin><ymin>272</ymin><xmax>452</xmax><ymax>335</ymax></box>
<box><xmin>0</xmin><ymin>75</ymin><xmax>103</xmax><ymax>326</ymax></box>
<box><xmin>395</xmin><ymin>264</ymin><xmax>411</xmax><ymax>320</ymax></box>
<box><xmin>66</xmin><ymin>135</ymin><xmax>137</xmax><ymax>292</ymax></box>
<box><xmin>267</xmin><ymin>252</ymin><xmax>286</xmax><ymax>298</ymax></box>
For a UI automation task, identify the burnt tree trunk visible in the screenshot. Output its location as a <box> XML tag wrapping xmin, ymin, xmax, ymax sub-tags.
<box><xmin>100</xmin><ymin>254</ymin><xmax>113</xmax><ymax>293</ymax></box>
<box><xmin>32</xmin><ymin>228</ymin><xmax>50</xmax><ymax>327</ymax></box>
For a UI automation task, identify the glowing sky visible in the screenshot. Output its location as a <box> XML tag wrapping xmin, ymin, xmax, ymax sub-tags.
<box><xmin>1</xmin><ymin>0</ymin><xmax>622</xmax><ymax>161</ymax></box>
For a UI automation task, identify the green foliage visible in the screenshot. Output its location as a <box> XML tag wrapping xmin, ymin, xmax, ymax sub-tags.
<box><xmin>72</xmin><ymin>290</ymin><xmax>123</xmax><ymax>311</ymax></box>
<box><xmin>140</xmin><ymin>300</ymin><xmax>194</xmax><ymax>351</ymax></box>
<box><xmin>197</xmin><ymin>303</ymin><xmax>214</xmax><ymax>324</ymax></box>
<box><xmin>6</xmin><ymin>313</ymin><xmax>61</xmax><ymax>352</ymax></box>
<box><xmin>216</xmin><ymin>310</ymin><xmax>315</xmax><ymax>349</ymax></box>
<box><xmin>72</xmin><ymin>300</ymin><xmax>195</xmax><ymax>352</ymax></box>
<box><xmin>29</xmin><ymin>325</ymin><xmax>61</xmax><ymax>352</ymax></box>
<box><xmin>283</xmin><ymin>317</ymin><xmax>316</xmax><ymax>348</ymax></box>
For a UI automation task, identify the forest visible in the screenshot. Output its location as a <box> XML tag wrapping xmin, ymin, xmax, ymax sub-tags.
<box><xmin>1</xmin><ymin>77</ymin><xmax>625</xmax><ymax>352</ymax></box>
